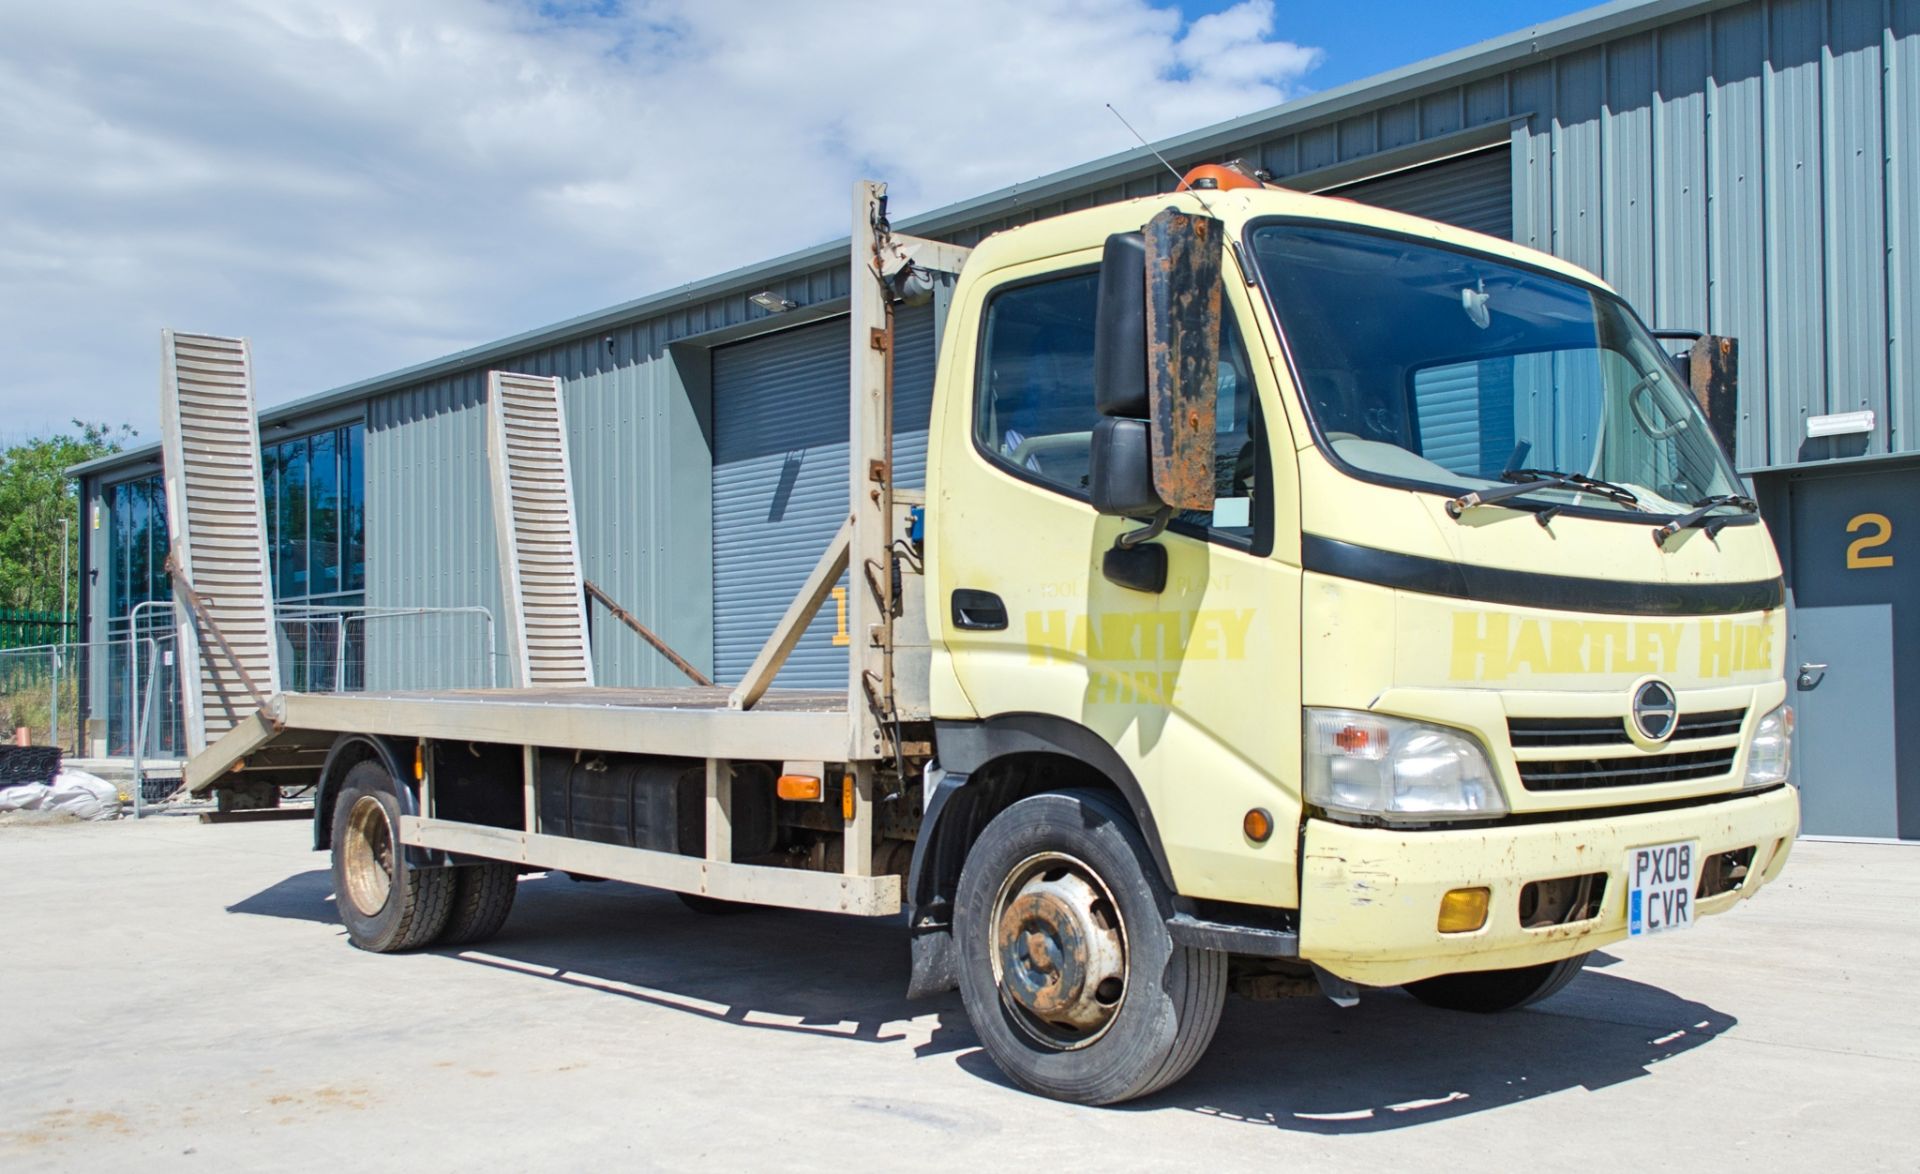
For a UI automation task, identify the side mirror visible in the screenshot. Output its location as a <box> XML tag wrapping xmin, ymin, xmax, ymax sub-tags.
<box><xmin>1091</xmin><ymin>420</ymin><xmax>1169</xmax><ymax>592</ymax></box>
<box><xmin>1093</xmin><ymin>232</ymin><xmax>1150</xmax><ymax>419</ymax></box>
<box><xmin>1088</xmin><ymin>209</ymin><xmax>1225</xmax><ymax>594</ymax></box>
<box><xmin>1089</xmin><ymin>418</ymin><xmax>1161</xmax><ymax>517</ymax></box>
<box><xmin>1090</xmin><ymin>209</ymin><xmax>1223</xmax><ymax>516</ymax></box>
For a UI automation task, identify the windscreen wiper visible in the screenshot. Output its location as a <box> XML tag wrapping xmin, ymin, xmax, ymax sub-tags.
<box><xmin>1446</xmin><ymin>467</ymin><xmax>1642</xmax><ymax>521</ymax></box>
<box><xmin>1651</xmin><ymin>494</ymin><xmax>1759</xmax><ymax>545</ymax></box>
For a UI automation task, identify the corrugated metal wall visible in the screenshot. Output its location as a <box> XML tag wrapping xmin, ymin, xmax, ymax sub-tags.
<box><xmin>365</xmin><ymin>372</ymin><xmax>500</xmax><ymax>690</ymax></box>
<box><xmin>365</xmin><ymin>318</ymin><xmax>748</xmax><ymax>689</ymax></box>
<box><xmin>1504</xmin><ymin>0</ymin><xmax>1915</xmax><ymax>469</ymax></box>
<box><xmin>708</xmin><ymin>302</ymin><xmax>936</xmax><ymax>689</ymax></box>
<box><xmin>710</xmin><ymin>318</ymin><xmax>851</xmax><ymax>689</ymax></box>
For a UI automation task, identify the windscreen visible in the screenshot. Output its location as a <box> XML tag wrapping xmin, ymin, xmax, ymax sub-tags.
<box><xmin>1249</xmin><ymin>222</ymin><xmax>1742</xmax><ymax>515</ymax></box>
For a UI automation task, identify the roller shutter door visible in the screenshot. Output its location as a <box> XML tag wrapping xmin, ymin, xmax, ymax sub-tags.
<box><xmin>710</xmin><ymin>302</ymin><xmax>935</xmax><ymax>688</ymax></box>
<box><xmin>1329</xmin><ymin>145</ymin><xmax>1512</xmax><ymax>239</ymax></box>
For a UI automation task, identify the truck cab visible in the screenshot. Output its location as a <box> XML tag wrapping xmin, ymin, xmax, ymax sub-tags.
<box><xmin>918</xmin><ymin>181</ymin><xmax>1797</xmax><ymax>1091</ymax></box>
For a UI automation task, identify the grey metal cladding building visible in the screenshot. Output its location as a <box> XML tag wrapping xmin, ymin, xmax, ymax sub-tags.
<box><xmin>74</xmin><ymin>0</ymin><xmax>1920</xmax><ymax>838</ymax></box>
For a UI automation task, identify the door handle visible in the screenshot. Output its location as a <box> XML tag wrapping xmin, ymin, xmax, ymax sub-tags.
<box><xmin>1797</xmin><ymin>662</ymin><xmax>1828</xmax><ymax>688</ymax></box>
<box><xmin>951</xmin><ymin>589</ymin><xmax>1008</xmax><ymax>631</ymax></box>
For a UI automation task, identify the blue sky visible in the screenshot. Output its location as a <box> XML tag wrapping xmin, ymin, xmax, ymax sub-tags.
<box><xmin>1177</xmin><ymin>1</ymin><xmax>1601</xmax><ymax>89</ymax></box>
<box><xmin>0</xmin><ymin>0</ymin><xmax>1611</xmax><ymax>441</ymax></box>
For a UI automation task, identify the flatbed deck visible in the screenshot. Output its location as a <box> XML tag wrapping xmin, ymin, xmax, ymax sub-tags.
<box><xmin>185</xmin><ymin>686</ymin><xmax>852</xmax><ymax>794</ymax></box>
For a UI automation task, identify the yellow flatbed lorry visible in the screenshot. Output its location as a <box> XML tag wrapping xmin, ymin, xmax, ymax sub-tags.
<box><xmin>167</xmin><ymin>169</ymin><xmax>1798</xmax><ymax>1105</ymax></box>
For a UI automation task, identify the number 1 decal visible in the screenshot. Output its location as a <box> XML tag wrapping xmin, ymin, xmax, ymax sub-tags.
<box><xmin>1846</xmin><ymin>513</ymin><xmax>1894</xmax><ymax>569</ymax></box>
<box><xmin>830</xmin><ymin>586</ymin><xmax>850</xmax><ymax>645</ymax></box>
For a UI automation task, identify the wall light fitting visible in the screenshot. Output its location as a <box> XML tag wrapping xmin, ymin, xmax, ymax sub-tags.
<box><xmin>750</xmin><ymin>291</ymin><xmax>798</xmax><ymax>313</ymax></box>
<box><xmin>1806</xmin><ymin>410</ymin><xmax>1875</xmax><ymax>438</ymax></box>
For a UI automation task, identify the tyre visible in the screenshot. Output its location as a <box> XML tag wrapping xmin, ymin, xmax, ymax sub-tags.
<box><xmin>676</xmin><ymin>891</ymin><xmax>755</xmax><ymax>916</ymax></box>
<box><xmin>954</xmin><ymin>789</ymin><xmax>1227</xmax><ymax>1105</ymax></box>
<box><xmin>329</xmin><ymin>762</ymin><xmax>454</xmax><ymax>953</ymax></box>
<box><xmin>1403</xmin><ymin>952</ymin><xmax>1591</xmax><ymax>1013</ymax></box>
<box><xmin>437</xmin><ymin>862</ymin><xmax>519</xmax><ymax>946</ymax></box>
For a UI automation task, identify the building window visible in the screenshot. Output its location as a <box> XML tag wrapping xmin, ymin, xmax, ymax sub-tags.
<box><xmin>104</xmin><ymin>473</ymin><xmax>181</xmax><ymax>757</ymax></box>
<box><xmin>263</xmin><ymin>421</ymin><xmax>367</xmax><ymax>692</ymax></box>
<box><xmin>108</xmin><ymin>474</ymin><xmax>170</xmax><ymax>620</ymax></box>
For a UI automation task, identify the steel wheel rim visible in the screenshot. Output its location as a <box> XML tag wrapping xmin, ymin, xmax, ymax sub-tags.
<box><xmin>989</xmin><ymin>851</ymin><xmax>1129</xmax><ymax>1051</ymax></box>
<box><xmin>343</xmin><ymin>795</ymin><xmax>395</xmax><ymax>916</ymax></box>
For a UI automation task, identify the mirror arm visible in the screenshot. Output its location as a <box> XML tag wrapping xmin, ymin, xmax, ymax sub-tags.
<box><xmin>1115</xmin><ymin>507</ymin><xmax>1173</xmax><ymax>550</ymax></box>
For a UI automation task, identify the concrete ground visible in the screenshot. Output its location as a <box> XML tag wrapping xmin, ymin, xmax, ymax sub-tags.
<box><xmin>0</xmin><ymin>816</ymin><xmax>1911</xmax><ymax>1172</ymax></box>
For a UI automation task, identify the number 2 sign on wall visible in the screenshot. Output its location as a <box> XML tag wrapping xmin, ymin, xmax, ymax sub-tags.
<box><xmin>1846</xmin><ymin>513</ymin><xmax>1894</xmax><ymax>569</ymax></box>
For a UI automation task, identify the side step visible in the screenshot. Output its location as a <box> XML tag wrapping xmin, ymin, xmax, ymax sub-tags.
<box><xmin>401</xmin><ymin>817</ymin><xmax>901</xmax><ymax>916</ymax></box>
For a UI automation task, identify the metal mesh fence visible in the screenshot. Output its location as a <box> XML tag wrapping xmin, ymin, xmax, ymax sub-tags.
<box><xmin>0</xmin><ymin>604</ymin><xmax>497</xmax><ymax>776</ymax></box>
<box><xmin>0</xmin><ymin>633</ymin><xmax>179</xmax><ymax>761</ymax></box>
<box><xmin>276</xmin><ymin>605</ymin><xmax>498</xmax><ymax>694</ymax></box>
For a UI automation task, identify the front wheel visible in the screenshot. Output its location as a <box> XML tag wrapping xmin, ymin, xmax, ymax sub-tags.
<box><xmin>1403</xmin><ymin>952</ymin><xmax>1590</xmax><ymax>1013</ymax></box>
<box><xmin>954</xmin><ymin>789</ymin><xmax>1227</xmax><ymax>1105</ymax></box>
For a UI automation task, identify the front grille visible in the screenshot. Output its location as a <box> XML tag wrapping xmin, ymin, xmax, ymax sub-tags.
<box><xmin>1517</xmin><ymin>747</ymin><xmax>1738</xmax><ymax>791</ymax></box>
<box><xmin>1509</xmin><ymin>708</ymin><xmax>1746</xmax><ymax>791</ymax></box>
<box><xmin>1508</xmin><ymin>708</ymin><xmax>1745</xmax><ymax>749</ymax></box>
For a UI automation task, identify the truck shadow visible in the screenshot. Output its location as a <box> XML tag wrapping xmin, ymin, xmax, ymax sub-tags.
<box><xmin>1096</xmin><ymin>964</ymin><xmax>1736</xmax><ymax>1132</ymax></box>
<box><xmin>232</xmin><ymin>870</ymin><xmax>1735</xmax><ymax>1130</ymax></box>
<box><xmin>228</xmin><ymin>868</ymin><xmax>975</xmax><ymax>1059</ymax></box>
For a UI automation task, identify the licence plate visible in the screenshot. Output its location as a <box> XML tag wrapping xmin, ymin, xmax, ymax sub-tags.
<box><xmin>1627</xmin><ymin>840</ymin><xmax>1697</xmax><ymax>936</ymax></box>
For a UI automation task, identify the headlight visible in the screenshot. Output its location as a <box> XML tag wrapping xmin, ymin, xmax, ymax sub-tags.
<box><xmin>1742</xmin><ymin>703</ymin><xmax>1793</xmax><ymax>789</ymax></box>
<box><xmin>1303</xmin><ymin>708</ymin><xmax>1507</xmax><ymax>823</ymax></box>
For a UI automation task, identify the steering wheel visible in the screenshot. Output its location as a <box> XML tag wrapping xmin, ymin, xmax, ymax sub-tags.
<box><xmin>1626</xmin><ymin>370</ymin><xmax>1690</xmax><ymax>440</ymax></box>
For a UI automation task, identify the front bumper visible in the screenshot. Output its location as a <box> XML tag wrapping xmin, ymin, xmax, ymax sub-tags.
<box><xmin>1298</xmin><ymin>784</ymin><xmax>1799</xmax><ymax>987</ymax></box>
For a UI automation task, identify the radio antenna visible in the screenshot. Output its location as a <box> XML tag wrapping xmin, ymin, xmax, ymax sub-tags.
<box><xmin>1106</xmin><ymin>103</ymin><xmax>1213</xmax><ymax>214</ymax></box>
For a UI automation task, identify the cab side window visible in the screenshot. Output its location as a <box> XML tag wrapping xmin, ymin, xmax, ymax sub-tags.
<box><xmin>973</xmin><ymin>270</ymin><xmax>1263</xmax><ymax>546</ymax></box>
<box><xmin>974</xmin><ymin>272</ymin><xmax>1102</xmax><ymax>496</ymax></box>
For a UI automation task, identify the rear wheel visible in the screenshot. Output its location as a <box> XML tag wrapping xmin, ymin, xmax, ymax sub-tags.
<box><xmin>954</xmin><ymin>789</ymin><xmax>1227</xmax><ymax>1105</ymax></box>
<box><xmin>330</xmin><ymin>762</ymin><xmax>453</xmax><ymax>953</ymax></box>
<box><xmin>1403</xmin><ymin>952</ymin><xmax>1590</xmax><ymax>1012</ymax></box>
<box><xmin>437</xmin><ymin>863</ymin><xmax>519</xmax><ymax>946</ymax></box>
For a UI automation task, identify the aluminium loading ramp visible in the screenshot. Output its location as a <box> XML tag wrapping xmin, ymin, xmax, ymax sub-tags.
<box><xmin>485</xmin><ymin>371</ymin><xmax>595</xmax><ymax>687</ymax></box>
<box><xmin>158</xmin><ymin>331</ymin><xmax>283</xmax><ymax>759</ymax></box>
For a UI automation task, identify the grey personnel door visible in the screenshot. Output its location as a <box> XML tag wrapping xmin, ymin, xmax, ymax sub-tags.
<box><xmin>1781</xmin><ymin>461</ymin><xmax>1917</xmax><ymax>839</ymax></box>
<box><xmin>709</xmin><ymin>302</ymin><xmax>936</xmax><ymax>689</ymax></box>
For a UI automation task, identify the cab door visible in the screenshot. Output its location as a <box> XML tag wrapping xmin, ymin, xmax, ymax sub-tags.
<box><xmin>927</xmin><ymin>247</ymin><xmax>1303</xmax><ymax>907</ymax></box>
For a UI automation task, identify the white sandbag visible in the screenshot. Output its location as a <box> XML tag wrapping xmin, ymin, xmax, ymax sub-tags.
<box><xmin>0</xmin><ymin>782</ymin><xmax>49</xmax><ymax>812</ymax></box>
<box><xmin>41</xmin><ymin>769</ymin><xmax>124</xmax><ymax>821</ymax></box>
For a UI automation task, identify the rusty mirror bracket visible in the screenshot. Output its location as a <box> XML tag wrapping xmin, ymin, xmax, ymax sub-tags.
<box><xmin>1652</xmin><ymin>330</ymin><xmax>1739</xmax><ymax>461</ymax></box>
<box><xmin>1688</xmin><ymin>334</ymin><xmax>1739</xmax><ymax>461</ymax></box>
<box><xmin>1142</xmin><ymin>207</ymin><xmax>1224</xmax><ymax>513</ymax></box>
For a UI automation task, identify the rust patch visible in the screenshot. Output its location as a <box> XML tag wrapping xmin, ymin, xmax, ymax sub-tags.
<box><xmin>1142</xmin><ymin>207</ymin><xmax>1224</xmax><ymax>511</ymax></box>
<box><xmin>1686</xmin><ymin>334</ymin><xmax>1739</xmax><ymax>458</ymax></box>
<box><xmin>997</xmin><ymin>890</ymin><xmax>1089</xmax><ymax>1018</ymax></box>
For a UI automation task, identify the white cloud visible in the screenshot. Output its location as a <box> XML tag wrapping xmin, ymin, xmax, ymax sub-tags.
<box><xmin>0</xmin><ymin>0</ymin><xmax>1321</xmax><ymax>440</ymax></box>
